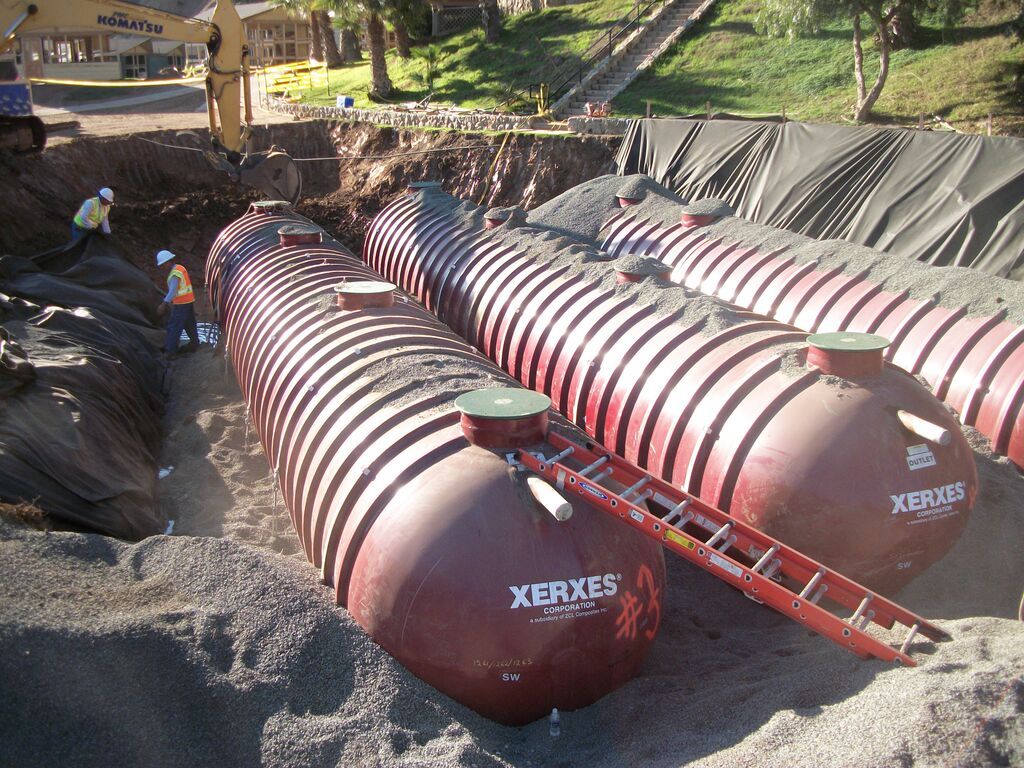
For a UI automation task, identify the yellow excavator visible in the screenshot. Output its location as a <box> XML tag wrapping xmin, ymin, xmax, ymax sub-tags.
<box><xmin>0</xmin><ymin>0</ymin><xmax>301</xmax><ymax>202</ymax></box>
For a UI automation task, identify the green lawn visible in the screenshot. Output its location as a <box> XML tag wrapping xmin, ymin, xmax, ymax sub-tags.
<box><xmin>300</xmin><ymin>0</ymin><xmax>638</xmax><ymax>110</ymax></box>
<box><xmin>614</xmin><ymin>0</ymin><xmax>1023</xmax><ymax>133</ymax></box>
<box><xmin>298</xmin><ymin>0</ymin><xmax>1023</xmax><ymax>134</ymax></box>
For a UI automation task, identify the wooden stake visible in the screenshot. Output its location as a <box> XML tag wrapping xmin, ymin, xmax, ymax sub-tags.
<box><xmin>988</xmin><ymin>113</ymin><xmax>993</xmax><ymax>136</ymax></box>
<box><xmin>918</xmin><ymin>112</ymin><xmax>924</xmax><ymax>130</ymax></box>
<box><xmin>646</xmin><ymin>99</ymin><xmax>652</xmax><ymax>119</ymax></box>
<box><xmin>706</xmin><ymin>100</ymin><xmax>711</xmax><ymax>120</ymax></box>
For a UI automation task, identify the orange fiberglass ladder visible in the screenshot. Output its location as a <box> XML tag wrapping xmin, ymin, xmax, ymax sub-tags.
<box><xmin>515</xmin><ymin>430</ymin><xmax>948</xmax><ymax>666</ymax></box>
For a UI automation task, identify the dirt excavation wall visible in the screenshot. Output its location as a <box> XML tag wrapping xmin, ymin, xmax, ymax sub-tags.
<box><xmin>0</xmin><ymin>122</ymin><xmax>618</xmax><ymax>285</ymax></box>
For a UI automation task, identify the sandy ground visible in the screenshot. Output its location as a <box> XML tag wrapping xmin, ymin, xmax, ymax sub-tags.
<box><xmin>33</xmin><ymin>83</ymin><xmax>294</xmax><ymax>146</ymax></box>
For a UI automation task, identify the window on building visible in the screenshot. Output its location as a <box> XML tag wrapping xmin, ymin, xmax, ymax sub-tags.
<box><xmin>71</xmin><ymin>38</ymin><xmax>90</xmax><ymax>62</ymax></box>
<box><xmin>124</xmin><ymin>54</ymin><xmax>147</xmax><ymax>79</ymax></box>
<box><xmin>185</xmin><ymin>43</ymin><xmax>205</xmax><ymax>68</ymax></box>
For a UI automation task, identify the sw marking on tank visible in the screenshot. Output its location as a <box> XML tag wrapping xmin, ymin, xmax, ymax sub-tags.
<box><xmin>509</xmin><ymin>574</ymin><xmax>620</xmax><ymax>608</ymax></box>
<box><xmin>890</xmin><ymin>481</ymin><xmax>966</xmax><ymax>514</ymax></box>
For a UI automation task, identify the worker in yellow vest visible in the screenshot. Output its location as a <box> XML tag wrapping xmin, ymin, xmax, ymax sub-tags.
<box><xmin>71</xmin><ymin>187</ymin><xmax>114</xmax><ymax>244</ymax></box>
<box><xmin>157</xmin><ymin>249</ymin><xmax>199</xmax><ymax>356</ymax></box>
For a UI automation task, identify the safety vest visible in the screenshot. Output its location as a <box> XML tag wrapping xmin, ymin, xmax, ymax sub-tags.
<box><xmin>73</xmin><ymin>197</ymin><xmax>106</xmax><ymax>229</ymax></box>
<box><xmin>168</xmin><ymin>265</ymin><xmax>195</xmax><ymax>305</ymax></box>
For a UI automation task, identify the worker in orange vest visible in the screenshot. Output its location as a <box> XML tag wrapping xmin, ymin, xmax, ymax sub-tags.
<box><xmin>71</xmin><ymin>187</ymin><xmax>114</xmax><ymax>244</ymax></box>
<box><xmin>156</xmin><ymin>249</ymin><xmax>199</xmax><ymax>356</ymax></box>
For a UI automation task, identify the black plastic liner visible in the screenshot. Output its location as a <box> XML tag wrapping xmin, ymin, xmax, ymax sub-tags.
<box><xmin>615</xmin><ymin>118</ymin><xmax>1024</xmax><ymax>279</ymax></box>
<box><xmin>0</xmin><ymin>236</ymin><xmax>166</xmax><ymax>539</ymax></box>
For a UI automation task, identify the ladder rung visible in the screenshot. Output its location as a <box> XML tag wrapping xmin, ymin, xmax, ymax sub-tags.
<box><xmin>621</xmin><ymin>475</ymin><xmax>651</xmax><ymax>499</ymax></box>
<box><xmin>578</xmin><ymin>455</ymin><xmax>609</xmax><ymax>477</ymax></box>
<box><xmin>849</xmin><ymin>595</ymin><xmax>874</xmax><ymax>624</ymax></box>
<box><xmin>857</xmin><ymin>610</ymin><xmax>876</xmax><ymax>631</ymax></box>
<box><xmin>547</xmin><ymin>446</ymin><xmax>575</xmax><ymax>464</ymax></box>
<box><xmin>632</xmin><ymin>488</ymin><xmax>654</xmax><ymax>504</ymax></box>
<box><xmin>809</xmin><ymin>584</ymin><xmax>829</xmax><ymax>604</ymax></box>
<box><xmin>799</xmin><ymin>568</ymin><xmax>826</xmax><ymax>598</ymax></box>
<box><xmin>591</xmin><ymin>467</ymin><xmax>613</xmax><ymax>483</ymax></box>
<box><xmin>752</xmin><ymin>544</ymin><xmax>780</xmax><ymax>573</ymax></box>
<box><xmin>704</xmin><ymin>522</ymin><xmax>732</xmax><ymax>549</ymax></box>
<box><xmin>716</xmin><ymin>534</ymin><xmax>737</xmax><ymax>552</ymax></box>
<box><xmin>663</xmin><ymin>498</ymin><xmax>692</xmax><ymax>524</ymax></box>
<box><xmin>761</xmin><ymin>559</ymin><xmax>782</xmax><ymax>580</ymax></box>
<box><xmin>899</xmin><ymin>622</ymin><xmax>921</xmax><ymax>654</ymax></box>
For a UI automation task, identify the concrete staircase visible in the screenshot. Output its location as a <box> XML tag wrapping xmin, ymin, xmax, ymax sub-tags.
<box><xmin>557</xmin><ymin>0</ymin><xmax>712</xmax><ymax>118</ymax></box>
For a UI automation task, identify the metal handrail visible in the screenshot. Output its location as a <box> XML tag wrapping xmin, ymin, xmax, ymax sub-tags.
<box><xmin>495</xmin><ymin>0</ymin><xmax>669</xmax><ymax>114</ymax></box>
<box><xmin>542</xmin><ymin>0</ymin><xmax>667</xmax><ymax>103</ymax></box>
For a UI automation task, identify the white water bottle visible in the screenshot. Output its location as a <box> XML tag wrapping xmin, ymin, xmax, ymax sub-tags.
<box><xmin>549</xmin><ymin>708</ymin><xmax>560</xmax><ymax>737</ymax></box>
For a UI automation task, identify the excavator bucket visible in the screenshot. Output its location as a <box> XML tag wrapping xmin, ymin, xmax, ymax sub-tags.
<box><xmin>238</xmin><ymin>149</ymin><xmax>302</xmax><ymax>205</ymax></box>
<box><xmin>202</xmin><ymin>145</ymin><xmax>302</xmax><ymax>205</ymax></box>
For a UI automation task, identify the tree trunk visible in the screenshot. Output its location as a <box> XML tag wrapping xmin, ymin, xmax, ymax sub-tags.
<box><xmin>339</xmin><ymin>27</ymin><xmax>361</xmax><ymax>63</ymax></box>
<box><xmin>854</xmin><ymin>14</ymin><xmax>891</xmax><ymax>121</ymax></box>
<box><xmin>310</xmin><ymin>11</ymin><xmax>324</xmax><ymax>62</ymax></box>
<box><xmin>367</xmin><ymin>12</ymin><xmax>392</xmax><ymax>98</ymax></box>
<box><xmin>317</xmin><ymin>10</ymin><xmax>344</xmax><ymax>68</ymax></box>
<box><xmin>481</xmin><ymin>0</ymin><xmax>502</xmax><ymax>42</ymax></box>
<box><xmin>852</xmin><ymin>12</ymin><xmax>867</xmax><ymax>110</ymax></box>
<box><xmin>886</xmin><ymin>7</ymin><xmax>916</xmax><ymax>50</ymax></box>
<box><xmin>395</xmin><ymin>21</ymin><xmax>411</xmax><ymax>58</ymax></box>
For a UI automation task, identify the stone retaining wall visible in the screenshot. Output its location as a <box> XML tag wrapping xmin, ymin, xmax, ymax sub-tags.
<box><xmin>268</xmin><ymin>97</ymin><xmax>632</xmax><ymax>135</ymax></box>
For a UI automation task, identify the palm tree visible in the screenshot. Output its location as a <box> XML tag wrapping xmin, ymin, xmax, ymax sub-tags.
<box><xmin>313</xmin><ymin>8</ymin><xmax>345</xmax><ymax>67</ymax></box>
<box><xmin>365</xmin><ymin>6</ymin><xmax>392</xmax><ymax>98</ymax></box>
<box><xmin>393</xmin><ymin>20</ymin><xmax>411</xmax><ymax>58</ymax></box>
<box><xmin>315</xmin><ymin>0</ymin><xmax>392</xmax><ymax>97</ymax></box>
<box><xmin>481</xmin><ymin>0</ymin><xmax>502</xmax><ymax>42</ymax></box>
<box><xmin>275</xmin><ymin>0</ymin><xmax>345</xmax><ymax>67</ymax></box>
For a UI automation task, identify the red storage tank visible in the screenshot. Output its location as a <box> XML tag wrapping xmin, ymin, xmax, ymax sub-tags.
<box><xmin>594</xmin><ymin>176</ymin><xmax>1024</xmax><ymax>470</ymax></box>
<box><xmin>206</xmin><ymin>203</ymin><xmax>666</xmax><ymax>726</ymax></box>
<box><xmin>364</xmin><ymin>186</ymin><xmax>978</xmax><ymax>594</ymax></box>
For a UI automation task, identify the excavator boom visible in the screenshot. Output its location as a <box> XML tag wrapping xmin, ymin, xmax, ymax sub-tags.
<box><xmin>0</xmin><ymin>0</ymin><xmax>300</xmax><ymax>202</ymax></box>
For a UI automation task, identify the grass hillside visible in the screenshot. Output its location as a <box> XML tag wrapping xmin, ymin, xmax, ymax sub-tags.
<box><xmin>615</xmin><ymin>0</ymin><xmax>1023</xmax><ymax>134</ymax></box>
<box><xmin>299</xmin><ymin>0</ymin><xmax>1023</xmax><ymax>135</ymax></box>
<box><xmin>301</xmin><ymin>0</ymin><xmax>637</xmax><ymax>110</ymax></box>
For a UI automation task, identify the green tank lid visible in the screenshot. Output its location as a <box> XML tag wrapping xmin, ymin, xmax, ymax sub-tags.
<box><xmin>407</xmin><ymin>181</ymin><xmax>442</xmax><ymax>190</ymax></box>
<box><xmin>807</xmin><ymin>332</ymin><xmax>891</xmax><ymax>352</ymax></box>
<box><xmin>454</xmin><ymin>388</ymin><xmax>551</xmax><ymax>420</ymax></box>
<box><xmin>250</xmin><ymin>200</ymin><xmax>292</xmax><ymax>210</ymax></box>
<box><xmin>333</xmin><ymin>280</ymin><xmax>396</xmax><ymax>295</ymax></box>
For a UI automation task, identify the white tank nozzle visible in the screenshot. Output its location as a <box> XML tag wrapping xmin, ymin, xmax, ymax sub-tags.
<box><xmin>897</xmin><ymin>410</ymin><xmax>952</xmax><ymax>446</ymax></box>
<box><xmin>527</xmin><ymin>476</ymin><xmax>573</xmax><ymax>521</ymax></box>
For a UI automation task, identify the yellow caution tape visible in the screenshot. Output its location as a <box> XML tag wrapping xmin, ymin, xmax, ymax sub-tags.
<box><xmin>29</xmin><ymin>76</ymin><xmax>206</xmax><ymax>87</ymax></box>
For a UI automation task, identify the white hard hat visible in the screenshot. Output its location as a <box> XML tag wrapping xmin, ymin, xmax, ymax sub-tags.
<box><xmin>156</xmin><ymin>249</ymin><xmax>176</xmax><ymax>266</ymax></box>
<box><xmin>99</xmin><ymin>187</ymin><xmax>114</xmax><ymax>203</ymax></box>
